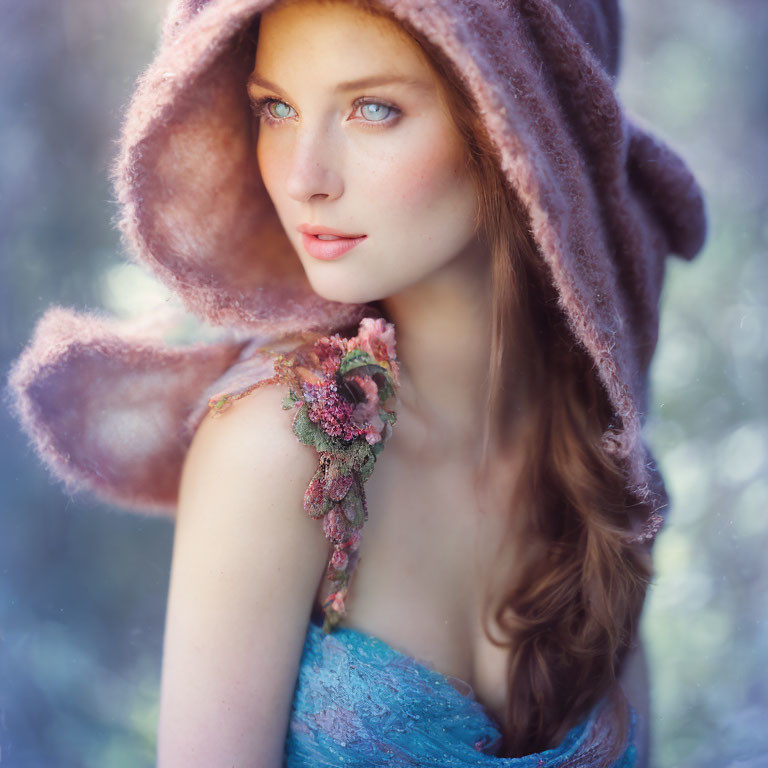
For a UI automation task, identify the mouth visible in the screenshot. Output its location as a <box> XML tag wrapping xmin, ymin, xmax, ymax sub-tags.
<box><xmin>300</xmin><ymin>232</ymin><xmax>367</xmax><ymax>261</ymax></box>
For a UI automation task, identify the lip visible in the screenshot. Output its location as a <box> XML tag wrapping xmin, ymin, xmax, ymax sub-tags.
<box><xmin>300</xmin><ymin>232</ymin><xmax>367</xmax><ymax>261</ymax></box>
<box><xmin>298</xmin><ymin>223</ymin><xmax>365</xmax><ymax>237</ymax></box>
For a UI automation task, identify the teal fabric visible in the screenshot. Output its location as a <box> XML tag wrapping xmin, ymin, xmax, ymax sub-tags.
<box><xmin>284</xmin><ymin>616</ymin><xmax>637</xmax><ymax>766</ymax></box>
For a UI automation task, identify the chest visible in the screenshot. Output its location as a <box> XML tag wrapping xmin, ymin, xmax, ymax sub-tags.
<box><xmin>311</xmin><ymin>442</ymin><xmax>516</xmax><ymax>727</ymax></box>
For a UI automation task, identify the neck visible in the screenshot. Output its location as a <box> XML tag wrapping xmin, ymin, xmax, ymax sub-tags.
<box><xmin>380</xmin><ymin>236</ymin><xmax>493</xmax><ymax>462</ymax></box>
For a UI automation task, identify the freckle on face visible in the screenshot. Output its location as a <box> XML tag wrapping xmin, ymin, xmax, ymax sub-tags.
<box><xmin>374</xmin><ymin>131</ymin><xmax>463</xmax><ymax>211</ymax></box>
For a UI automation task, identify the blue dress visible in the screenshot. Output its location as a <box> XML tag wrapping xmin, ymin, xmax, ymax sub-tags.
<box><xmin>284</xmin><ymin>613</ymin><xmax>637</xmax><ymax>767</ymax></box>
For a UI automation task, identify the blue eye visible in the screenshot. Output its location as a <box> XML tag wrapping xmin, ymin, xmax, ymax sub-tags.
<box><xmin>269</xmin><ymin>101</ymin><xmax>294</xmax><ymax>119</ymax></box>
<box><xmin>250</xmin><ymin>98</ymin><xmax>295</xmax><ymax>124</ymax></box>
<box><xmin>359</xmin><ymin>100</ymin><xmax>395</xmax><ymax>122</ymax></box>
<box><xmin>249</xmin><ymin>96</ymin><xmax>401</xmax><ymax>127</ymax></box>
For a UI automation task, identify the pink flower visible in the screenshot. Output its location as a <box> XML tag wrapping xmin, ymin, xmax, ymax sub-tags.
<box><xmin>304</xmin><ymin>380</ymin><xmax>362</xmax><ymax>441</ymax></box>
<box><xmin>350</xmin><ymin>317</ymin><xmax>397</xmax><ymax>363</ymax></box>
<box><xmin>322</xmin><ymin>504</ymin><xmax>348</xmax><ymax>545</ymax></box>
<box><xmin>313</xmin><ymin>334</ymin><xmax>348</xmax><ymax>376</ymax></box>
<box><xmin>330</xmin><ymin>590</ymin><xmax>347</xmax><ymax>614</ymax></box>
<box><xmin>330</xmin><ymin>548</ymin><xmax>349</xmax><ymax>571</ymax></box>
<box><xmin>291</xmin><ymin>317</ymin><xmax>398</xmax><ymax>447</ymax></box>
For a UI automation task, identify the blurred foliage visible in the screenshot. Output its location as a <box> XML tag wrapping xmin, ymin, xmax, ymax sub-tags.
<box><xmin>619</xmin><ymin>2</ymin><xmax>768</xmax><ymax>766</ymax></box>
<box><xmin>1</xmin><ymin>0</ymin><xmax>765</xmax><ymax>766</ymax></box>
<box><xmin>0</xmin><ymin>2</ymin><xmax>172</xmax><ymax>766</ymax></box>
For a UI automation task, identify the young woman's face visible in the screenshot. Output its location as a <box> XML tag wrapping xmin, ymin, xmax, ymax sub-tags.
<box><xmin>249</xmin><ymin>0</ymin><xmax>482</xmax><ymax>304</ymax></box>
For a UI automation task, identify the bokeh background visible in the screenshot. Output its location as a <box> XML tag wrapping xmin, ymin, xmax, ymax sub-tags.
<box><xmin>1</xmin><ymin>1</ymin><xmax>766</xmax><ymax>766</ymax></box>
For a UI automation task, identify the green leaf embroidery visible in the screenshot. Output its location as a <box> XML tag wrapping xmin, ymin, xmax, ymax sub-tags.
<box><xmin>337</xmin><ymin>348</ymin><xmax>376</xmax><ymax>376</ymax></box>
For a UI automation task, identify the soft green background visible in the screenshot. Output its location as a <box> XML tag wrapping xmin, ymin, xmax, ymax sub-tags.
<box><xmin>1</xmin><ymin>1</ymin><xmax>765</xmax><ymax>766</ymax></box>
<box><xmin>619</xmin><ymin>3</ymin><xmax>768</xmax><ymax>766</ymax></box>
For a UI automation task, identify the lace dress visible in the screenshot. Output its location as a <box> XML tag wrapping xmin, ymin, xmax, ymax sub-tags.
<box><xmin>284</xmin><ymin>612</ymin><xmax>636</xmax><ymax>766</ymax></box>
<box><xmin>201</xmin><ymin>318</ymin><xmax>638</xmax><ymax>767</ymax></box>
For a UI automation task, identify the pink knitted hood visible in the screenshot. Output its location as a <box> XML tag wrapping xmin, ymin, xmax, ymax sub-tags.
<box><xmin>5</xmin><ymin>0</ymin><xmax>707</xmax><ymax>540</ymax></box>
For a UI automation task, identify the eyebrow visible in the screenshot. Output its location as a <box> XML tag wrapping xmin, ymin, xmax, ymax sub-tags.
<box><xmin>247</xmin><ymin>72</ymin><xmax>435</xmax><ymax>96</ymax></box>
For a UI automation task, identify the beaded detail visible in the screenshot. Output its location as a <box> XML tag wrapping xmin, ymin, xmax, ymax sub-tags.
<box><xmin>207</xmin><ymin>317</ymin><xmax>400</xmax><ymax>633</ymax></box>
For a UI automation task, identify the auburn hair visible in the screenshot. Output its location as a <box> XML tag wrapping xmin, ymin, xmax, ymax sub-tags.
<box><xmin>244</xmin><ymin>0</ymin><xmax>653</xmax><ymax>758</ymax></box>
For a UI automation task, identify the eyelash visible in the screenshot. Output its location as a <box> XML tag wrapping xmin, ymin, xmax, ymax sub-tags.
<box><xmin>249</xmin><ymin>95</ymin><xmax>402</xmax><ymax>128</ymax></box>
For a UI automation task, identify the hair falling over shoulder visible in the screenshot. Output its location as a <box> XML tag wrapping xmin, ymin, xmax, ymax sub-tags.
<box><xmin>319</xmin><ymin>0</ymin><xmax>653</xmax><ymax>758</ymax></box>
<box><xmin>455</xmin><ymin>54</ymin><xmax>652</xmax><ymax>762</ymax></box>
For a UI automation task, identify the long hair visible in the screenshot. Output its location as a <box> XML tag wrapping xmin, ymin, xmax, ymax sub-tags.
<box><xmin>247</xmin><ymin>0</ymin><xmax>653</xmax><ymax>757</ymax></box>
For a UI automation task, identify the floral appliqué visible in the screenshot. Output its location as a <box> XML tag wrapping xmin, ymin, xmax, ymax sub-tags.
<box><xmin>207</xmin><ymin>317</ymin><xmax>400</xmax><ymax>633</ymax></box>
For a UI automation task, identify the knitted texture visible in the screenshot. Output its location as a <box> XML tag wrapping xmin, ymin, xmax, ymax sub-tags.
<box><xmin>5</xmin><ymin>0</ymin><xmax>707</xmax><ymax>543</ymax></box>
<box><xmin>4</xmin><ymin>306</ymin><xmax>245</xmax><ymax>514</ymax></box>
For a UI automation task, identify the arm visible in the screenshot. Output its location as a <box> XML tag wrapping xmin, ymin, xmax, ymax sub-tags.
<box><xmin>618</xmin><ymin>631</ymin><xmax>651</xmax><ymax>768</ymax></box>
<box><xmin>156</xmin><ymin>384</ymin><xmax>332</xmax><ymax>768</ymax></box>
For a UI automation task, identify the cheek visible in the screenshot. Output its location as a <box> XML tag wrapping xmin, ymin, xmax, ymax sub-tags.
<box><xmin>256</xmin><ymin>133</ymin><xmax>280</xmax><ymax>193</ymax></box>
<box><xmin>372</xmin><ymin>133</ymin><xmax>465</xmax><ymax>212</ymax></box>
<box><xmin>359</xmin><ymin>129</ymin><xmax>476</xmax><ymax>258</ymax></box>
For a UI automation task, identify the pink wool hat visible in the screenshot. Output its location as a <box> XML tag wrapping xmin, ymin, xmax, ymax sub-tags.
<box><xmin>5</xmin><ymin>0</ymin><xmax>706</xmax><ymax>541</ymax></box>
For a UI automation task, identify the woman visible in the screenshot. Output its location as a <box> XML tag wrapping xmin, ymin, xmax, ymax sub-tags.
<box><xmin>6</xmin><ymin>0</ymin><xmax>707</xmax><ymax>764</ymax></box>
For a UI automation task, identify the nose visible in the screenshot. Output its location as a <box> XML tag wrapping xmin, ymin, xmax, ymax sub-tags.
<box><xmin>284</xmin><ymin>130</ymin><xmax>344</xmax><ymax>203</ymax></box>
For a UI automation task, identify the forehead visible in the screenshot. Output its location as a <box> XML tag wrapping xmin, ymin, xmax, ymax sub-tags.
<box><xmin>253</xmin><ymin>0</ymin><xmax>436</xmax><ymax>86</ymax></box>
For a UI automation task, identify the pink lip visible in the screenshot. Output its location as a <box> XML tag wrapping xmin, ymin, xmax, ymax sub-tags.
<box><xmin>301</xmin><ymin>232</ymin><xmax>367</xmax><ymax>261</ymax></box>
<box><xmin>298</xmin><ymin>223</ymin><xmax>364</xmax><ymax>237</ymax></box>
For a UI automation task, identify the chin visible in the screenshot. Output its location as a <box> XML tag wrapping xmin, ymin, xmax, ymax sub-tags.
<box><xmin>308</xmin><ymin>278</ymin><xmax>382</xmax><ymax>306</ymax></box>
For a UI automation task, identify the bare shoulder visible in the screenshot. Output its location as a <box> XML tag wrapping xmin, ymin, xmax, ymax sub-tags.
<box><xmin>179</xmin><ymin>381</ymin><xmax>329</xmax><ymax>559</ymax></box>
<box><xmin>157</xmin><ymin>382</ymin><xmax>331</xmax><ymax>768</ymax></box>
<box><xmin>189</xmin><ymin>381</ymin><xmax>311</xmax><ymax>470</ymax></box>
